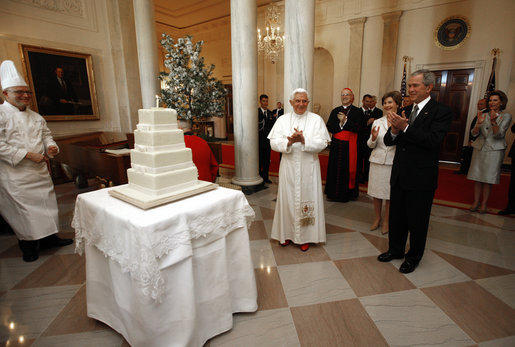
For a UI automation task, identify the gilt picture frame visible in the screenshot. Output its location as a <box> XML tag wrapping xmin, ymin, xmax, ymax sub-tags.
<box><xmin>19</xmin><ymin>44</ymin><xmax>100</xmax><ymax>121</ymax></box>
<box><xmin>434</xmin><ymin>16</ymin><xmax>471</xmax><ymax>50</ymax></box>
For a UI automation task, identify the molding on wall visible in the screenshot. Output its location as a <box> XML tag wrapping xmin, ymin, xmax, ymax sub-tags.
<box><xmin>26</xmin><ymin>0</ymin><xmax>84</xmax><ymax>16</ymax></box>
<box><xmin>416</xmin><ymin>60</ymin><xmax>486</xmax><ymax>72</ymax></box>
<box><xmin>315</xmin><ymin>0</ymin><xmax>464</xmax><ymax>27</ymax></box>
<box><xmin>0</xmin><ymin>33</ymin><xmax>103</xmax><ymax>57</ymax></box>
<box><xmin>0</xmin><ymin>0</ymin><xmax>97</xmax><ymax>32</ymax></box>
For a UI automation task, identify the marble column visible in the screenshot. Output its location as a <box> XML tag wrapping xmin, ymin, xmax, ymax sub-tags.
<box><xmin>230</xmin><ymin>0</ymin><xmax>262</xmax><ymax>188</ymax></box>
<box><xmin>284</xmin><ymin>0</ymin><xmax>315</xmax><ymax>113</ymax></box>
<box><xmin>379</xmin><ymin>11</ymin><xmax>402</xmax><ymax>98</ymax></box>
<box><xmin>347</xmin><ymin>17</ymin><xmax>366</xmax><ymax>102</ymax></box>
<box><xmin>133</xmin><ymin>0</ymin><xmax>160</xmax><ymax>109</ymax></box>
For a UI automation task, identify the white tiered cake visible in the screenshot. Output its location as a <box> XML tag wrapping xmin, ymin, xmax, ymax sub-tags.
<box><xmin>109</xmin><ymin>107</ymin><xmax>217</xmax><ymax>209</ymax></box>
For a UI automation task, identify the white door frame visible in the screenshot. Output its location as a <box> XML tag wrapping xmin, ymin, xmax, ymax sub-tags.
<box><xmin>417</xmin><ymin>60</ymin><xmax>487</xmax><ymax>145</ymax></box>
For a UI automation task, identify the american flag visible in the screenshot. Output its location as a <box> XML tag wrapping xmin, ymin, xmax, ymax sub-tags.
<box><xmin>484</xmin><ymin>56</ymin><xmax>496</xmax><ymax>99</ymax></box>
<box><xmin>400</xmin><ymin>62</ymin><xmax>407</xmax><ymax>97</ymax></box>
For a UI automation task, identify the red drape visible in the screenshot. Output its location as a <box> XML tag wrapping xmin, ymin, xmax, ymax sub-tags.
<box><xmin>333</xmin><ymin>130</ymin><xmax>358</xmax><ymax>189</ymax></box>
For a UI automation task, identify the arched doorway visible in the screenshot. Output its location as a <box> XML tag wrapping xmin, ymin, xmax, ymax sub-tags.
<box><xmin>313</xmin><ymin>47</ymin><xmax>334</xmax><ymax>122</ymax></box>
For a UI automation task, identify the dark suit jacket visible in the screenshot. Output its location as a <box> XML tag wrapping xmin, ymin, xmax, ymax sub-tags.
<box><xmin>509</xmin><ymin>123</ymin><xmax>515</xmax><ymax>158</ymax></box>
<box><xmin>258</xmin><ymin>108</ymin><xmax>274</xmax><ymax>142</ymax></box>
<box><xmin>47</xmin><ymin>76</ymin><xmax>77</xmax><ymax>115</ymax></box>
<box><xmin>272</xmin><ymin>108</ymin><xmax>284</xmax><ymax>118</ymax></box>
<box><xmin>326</xmin><ymin>105</ymin><xmax>363</xmax><ymax>134</ymax></box>
<box><xmin>371</xmin><ymin>107</ymin><xmax>383</xmax><ymax>119</ymax></box>
<box><xmin>48</xmin><ymin>76</ymin><xmax>76</xmax><ymax>103</ymax></box>
<box><xmin>384</xmin><ymin>98</ymin><xmax>453</xmax><ymax>191</ymax></box>
<box><xmin>359</xmin><ymin>107</ymin><xmax>383</xmax><ymax>140</ymax></box>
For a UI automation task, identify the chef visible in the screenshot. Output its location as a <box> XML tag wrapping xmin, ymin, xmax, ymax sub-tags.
<box><xmin>0</xmin><ymin>60</ymin><xmax>72</xmax><ymax>262</ymax></box>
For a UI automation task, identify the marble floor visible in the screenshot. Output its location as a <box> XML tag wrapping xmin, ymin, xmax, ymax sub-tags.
<box><xmin>1</xmin><ymin>171</ymin><xmax>515</xmax><ymax>347</ymax></box>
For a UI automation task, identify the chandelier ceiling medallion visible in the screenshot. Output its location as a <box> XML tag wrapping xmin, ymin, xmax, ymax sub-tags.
<box><xmin>257</xmin><ymin>2</ymin><xmax>285</xmax><ymax>64</ymax></box>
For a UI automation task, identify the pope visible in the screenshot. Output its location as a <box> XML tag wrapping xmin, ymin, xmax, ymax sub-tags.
<box><xmin>268</xmin><ymin>88</ymin><xmax>331</xmax><ymax>252</ymax></box>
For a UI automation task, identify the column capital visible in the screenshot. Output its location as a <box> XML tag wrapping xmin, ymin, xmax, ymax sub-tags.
<box><xmin>348</xmin><ymin>17</ymin><xmax>367</xmax><ymax>26</ymax></box>
<box><xmin>382</xmin><ymin>11</ymin><xmax>402</xmax><ymax>23</ymax></box>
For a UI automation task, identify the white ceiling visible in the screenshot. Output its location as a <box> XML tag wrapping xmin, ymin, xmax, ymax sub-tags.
<box><xmin>154</xmin><ymin>0</ymin><xmax>272</xmax><ymax>28</ymax></box>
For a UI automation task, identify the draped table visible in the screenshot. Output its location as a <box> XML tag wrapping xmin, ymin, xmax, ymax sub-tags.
<box><xmin>72</xmin><ymin>187</ymin><xmax>257</xmax><ymax>347</ymax></box>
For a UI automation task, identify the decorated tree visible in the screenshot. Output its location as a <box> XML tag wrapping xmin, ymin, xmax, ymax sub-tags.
<box><xmin>160</xmin><ymin>34</ymin><xmax>227</xmax><ymax>120</ymax></box>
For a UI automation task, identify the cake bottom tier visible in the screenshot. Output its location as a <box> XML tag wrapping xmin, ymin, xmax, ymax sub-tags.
<box><xmin>109</xmin><ymin>181</ymin><xmax>217</xmax><ymax>209</ymax></box>
<box><xmin>127</xmin><ymin>166</ymin><xmax>198</xmax><ymax>196</ymax></box>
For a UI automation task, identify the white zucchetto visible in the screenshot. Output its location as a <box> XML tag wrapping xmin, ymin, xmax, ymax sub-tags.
<box><xmin>0</xmin><ymin>60</ymin><xmax>28</xmax><ymax>90</ymax></box>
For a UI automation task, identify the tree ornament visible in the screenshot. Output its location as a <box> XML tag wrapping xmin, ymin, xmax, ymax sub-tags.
<box><xmin>160</xmin><ymin>34</ymin><xmax>227</xmax><ymax>121</ymax></box>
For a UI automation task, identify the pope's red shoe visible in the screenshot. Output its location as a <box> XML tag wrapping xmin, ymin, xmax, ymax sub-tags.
<box><xmin>300</xmin><ymin>243</ymin><xmax>310</xmax><ymax>252</ymax></box>
<box><xmin>280</xmin><ymin>240</ymin><xmax>291</xmax><ymax>246</ymax></box>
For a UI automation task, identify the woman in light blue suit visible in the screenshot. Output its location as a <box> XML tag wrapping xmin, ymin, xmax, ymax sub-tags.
<box><xmin>367</xmin><ymin>91</ymin><xmax>401</xmax><ymax>234</ymax></box>
<box><xmin>468</xmin><ymin>90</ymin><xmax>512</xmax><ymax>213</ymax></box>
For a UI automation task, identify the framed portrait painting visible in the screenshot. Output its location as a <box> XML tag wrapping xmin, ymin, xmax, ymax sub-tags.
<box><xmin>434</xmin><ymin>16</ymin><xmax>471</xmax><ymax>50</ymax></box>
<box><xmin>19</xmin><ymin>44</ymin><xmax>99</xmax><ymax>121</ymax></box>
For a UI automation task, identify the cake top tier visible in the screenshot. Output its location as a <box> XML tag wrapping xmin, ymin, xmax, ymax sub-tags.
<box><xmin>138</xmin><ymin>108</ymin><xmax>177</xmax><ymax>125</ymax></box>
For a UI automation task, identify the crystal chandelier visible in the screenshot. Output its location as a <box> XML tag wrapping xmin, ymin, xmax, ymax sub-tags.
<box><xmin>257</xmin><ymin>2</ymin><xmax>285</xmax><ymax>64</ymax></box>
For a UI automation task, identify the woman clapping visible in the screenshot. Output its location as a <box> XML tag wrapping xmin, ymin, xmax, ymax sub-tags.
<box><xmin>467</xmin><ymin>90</ymin><xmax>512</xmax><ymax>213</ymax></box>
<box><xmin>367</xmin><ymin>91</ymin><xmax>401</xmax><ymax>234</ymax></box>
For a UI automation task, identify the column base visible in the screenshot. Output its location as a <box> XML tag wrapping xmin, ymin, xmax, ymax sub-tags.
<box><xmin>241</xmin><ymin>183</ymin><xmax>268</xmax><ymax>195</ymax></box>
<box><xmin>231</xmin><ymin>176</ymin><xmax>266</xmax><ymax>195</ymax></box>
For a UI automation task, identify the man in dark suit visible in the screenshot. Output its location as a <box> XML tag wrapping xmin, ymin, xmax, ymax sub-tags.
<box><xmin>358</xmin><ymin>94</ymin><xmax>383</xmax><ymax>182</ymax></box>
<box><xmin>377</xmin><ymin>69</ymin><xmax>453</xmax><ymax>273</ymax></box>
<box><xmin>272</xmin><ymin>102</ymin><xmax>284</xmax><ymax>119</ymax></box>
<box><xmin>402</xmin><ymin>95</ymin><xmax>412</xmax><ymax>108</ymax></box>
<box><xmin>258</xmin><ymin>94</ymin><xmax>273</xmax><ymax>183</ymax></box>
<box><xmin>47</xmin><ymin>66</ymin><xmax>77</xmax><ymax>115</ymax></box>
<box><xmin>325</xmin><ymin>88</ymin><xmax>365</xmax><ymax>202</ymax></box>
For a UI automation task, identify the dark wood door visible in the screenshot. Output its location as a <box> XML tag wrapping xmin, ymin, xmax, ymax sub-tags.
<box><xmin>430</xmin><ymin>69</ymin><xmax>473</xmax><ymax>162</ymax></box>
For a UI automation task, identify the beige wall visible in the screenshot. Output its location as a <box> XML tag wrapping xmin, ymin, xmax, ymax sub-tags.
<box><xmin>393</xmin><ymin>0</ymin><xmax>515</xmax><ymax>153</ymax></box>
<box><xmin>313</xmin><ymin>47</ymin><xmax>334</xmax><ymax>122</ymax></box>
<box><xmin>2</xmin><ymin>0</ymin><xmax>512</xmax><ymax>158</ymax></box>
<box><xmin>315</xmin><ymin>21</ymin><xmax>350</xmax><ymax>108</ymax></box>
<box><xmin>0</xmin><ymin>0</ymin><xmax>141</xmax><ymax>136</ymax></box>
<box><xmin>360</xmin><ymin>15</ymin><xmax>384</xmax><ymax>102</ymax></box>
<box><xmin>314</xmin><ymin>0</ymin><xmax>515</xmax><ymax>160</ymax></box>
<box><xmin>158</xmin><ymin>0</ymin><xmax>514</xmax><ymax>156</ymax></box>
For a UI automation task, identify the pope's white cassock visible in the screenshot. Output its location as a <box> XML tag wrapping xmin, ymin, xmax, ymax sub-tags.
<box><xmin>0</xmin><ymin>101</ymin><xmax>60</xmax><ymax>240</ymax></box>
<box><xmin>268</xmin><ymin>111</ymin><xmax>331</xmax><ymax>244</ymax></box>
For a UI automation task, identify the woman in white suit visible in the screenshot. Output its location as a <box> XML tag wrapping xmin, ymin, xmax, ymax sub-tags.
<box><xmin>467</xmin><ymin>90</ymin><xmax>511</xmax><ymax>213</ymax></box>
<box><xmin>367</xmin><ymin>91</ymin><xmax>401</xmax><ymax>234</ymax></box>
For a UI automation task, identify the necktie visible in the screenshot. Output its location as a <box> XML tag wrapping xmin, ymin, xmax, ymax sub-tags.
<box><xmin>409</xmin><ymin>105</ymin><xmax>419</xmax><ymax>125</ymax></box>
<box><xmin>58</xmin><ymin>77</ymin><xmax>66</xmax><ymax>90</ymax></box>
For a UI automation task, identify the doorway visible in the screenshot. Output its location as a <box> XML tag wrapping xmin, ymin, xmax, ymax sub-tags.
<box><xmin>430</xmin><ymin>69</ymin><xmax>474</xmax><ymax>162</ymax></box>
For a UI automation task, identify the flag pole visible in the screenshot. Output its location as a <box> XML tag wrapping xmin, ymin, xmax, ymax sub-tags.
<box><xmin>484</xmin><ymin>48</ymin><xmax>500</xmax><ymax>98</ymax></box>
<box><xmin>400</xmin><ymin>56</ymin><xmax>409</xmax><ymax>98</ymax></box>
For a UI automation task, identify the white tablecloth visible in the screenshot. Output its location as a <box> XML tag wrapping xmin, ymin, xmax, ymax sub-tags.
<box><xmin>72</xmin><ymin>187</ymin><xmax>258</xmax><ymax>347</ymax></box>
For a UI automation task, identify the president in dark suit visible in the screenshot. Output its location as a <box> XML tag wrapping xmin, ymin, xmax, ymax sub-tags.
<box><xmin>377</xmin><ymin>69</ymin><xmax>453</xmax><ymax>273</ymax></box>
<box><xmin>258</xmin><ymin>94</ymin><xmax>274</xmax><ymax>183</ymax></box>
